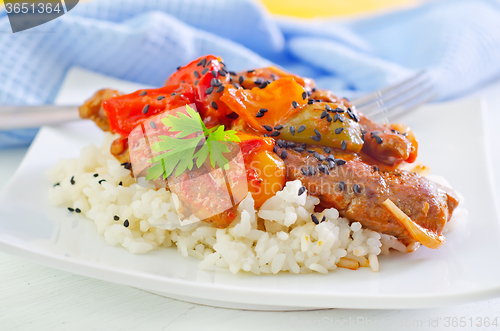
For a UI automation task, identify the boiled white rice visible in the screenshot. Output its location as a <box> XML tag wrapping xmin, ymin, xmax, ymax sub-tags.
<box><xmin>46</xmin><ymin>133</ymin><xmax>466</xmax><ymax>274</ymax></box>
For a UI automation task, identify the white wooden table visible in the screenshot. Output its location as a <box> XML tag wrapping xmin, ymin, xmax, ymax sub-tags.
<box><xmin>1</xmin><ymin>81</ymin><xmax>500</xmax><ymax>331</ymax></box>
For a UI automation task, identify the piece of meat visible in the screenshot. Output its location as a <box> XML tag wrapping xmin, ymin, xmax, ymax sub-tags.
<box><xmin>276</xmin><ymin>144</ymin><xmax>459</xmax><ymax>239</ymax></box>
<box><xmin>79</xmin><ymin>89</ymin><xmax>121</xmax><ymax>131</ymax></box>
<box><xmin>308</xmin><ymin>89</ymin><xmax>417</xmax><ymax>167</ymax></box>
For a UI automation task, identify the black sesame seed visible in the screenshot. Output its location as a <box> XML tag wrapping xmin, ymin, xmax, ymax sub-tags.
<box><xmin>297</xmin><ymin>124</ymin><xmax>306</xmax><ymax>133</ymax></box>
<box><xmin>311</xmin><ymin>214</ymin><xmax>319</xmax><ymax>225</ymax></box>
<box><xmin>353</xmin><ymin>184</ymin><xmax>361</xmax><ymax>194</ymax></box>
<box><xmin>287</xmin><ymin>142</ymin><xmax>296</xmax><ymax>148</ymax></box>
<box><xmin>255</xmin><ymin>112</ymin><xmax>264</xmax><ymax>118</ymax></box>
<box><xmin>139</xmin><ymin>91</ymin><xmax>147</xmax><ymax>96</ymax></box>
<box><xmin>335</xmin><ymin>127</ymin><xmax>344</xmax><ymax>134</ymax></box>
<box><xmin>274</xmin><ymin>125</ymin><xmax>283</xmax><ymax>130</ymax></box>
<box><xmin>280</xmin><ymin>150</ymin><xmax>287</xmax><ymax>159</ymax></box>
<box><xmin>211</xmin><ymin>70</ymin><xmax>217</xmax><ymax>78</ymax></box>
<box><xmin>214</xmin><ymin>79</ymin><xmax>222</xmax><ymax>87</ymax></box>
<box><xmin>290</xmin><ymin>126</ymin><xmax>296</xmax><ymax>136</ymax></box>
<box><xmin>171</xmin><ymin>92</ymin><xmax>176</xmax><ymax>96</ymax></box>
<box><xmin>233</xmin><ymin>83</ymin><xmax>241</xmax><ymax>89</ymax></box>
<box><xmin>316</xmin><ymin>153</ymin><xmax>326</xmax><ymax>161</ymax></box>
<box><xmin>308</xmin><ymin>166</ymin><xmax>316</xmax><ymax>175</ymax></box>
<box><xmin>341</xmin><ymin>140</ymin><xmax>347</xmax><ymax>150</ymax></box>
<box><xmin>347</xmin><ymin>109</ymin><xmax>355</xmax><ymax>120</ymax></box>
<box><xmin>121</xmin><ymin>162</ymin><xmax>132</xmax><ymax>170</ymax></box>
<box><xmin>201</xmin><ymin>67</ymin><xmax>209</xmax><ymax>75</ymax></box>
<box><xmin>270</xmin><ymin>131</ymin><xmax>280</xmax><ymax>137</ymax></box>
<box><xmin>142</xmin><ymin>104</ymin><xmax>150</xmax><ymax>114</ymax></box>
<box><xmin>157</xmin><ymin>96</ymin><xmax>165</xmax><ymax>101</ymax></box>
<box><xmin>336</xmin><ymin>159</ymin><xmax>346</xmax><ymax>166</ymax></box>
<box><xmin>314</xmin><ymin>129</ymin><xmax>321</xmax><ymax>137</ymax></box>
<box><xmin>311</xmin><ymin>135</ymin><xmax>321</xmax><ymax>142</ymax></box>
<box><xmin>263</xmin><ymin>134</ymin><xmax>269</xmax><ymax>137</ymax></box>
<box><xmin>302</xmin><ymin>91</ymin><xmax>307</xmax><ymax>100</ymax></box>
<box><xmin>307</xmin><ymin>149</ymin><xmax>315</xmax><ymax>153</ymax></box>
<box><xmin>263</xmin><ymin>125</ymin><xmax>272</xmax><ymax>132</ymax></box>
<box><xmin>324</xmin><ymin>147</ymin><xmax>331</xmax><ymax>153</ymax></box>
<box><xmin>373</xmin><ymin>166</ymin><xmax>379</xmax><ymax>171</ymax></box>
<box><xmin>259</xmin><ymin>108</ymin><xmax>268</xmax><ymax>113</ymax></box>
<box><xmin>321</xmin><ymin>215</ymin><xmax>326</xmax><ymax>223</ymax></box>
<box><xmin>239</xmin><ymin>76</ymin><xmax>244</xmax><ymax>84</ymax></box>
<box><xmin>375</xmin><ymin>136</ymin><xmax>383</xmax><ymax>144</ymax></box>
<box><xmin>70</xmin><ymin>176</ymin><xmax>75</xmax><ymax>185</ymax></box>
<box><xmin>68</xmin><ymin>207</ymin><xmax>74</xmax><ymax>212</ymax></box>
<box><xmin>216</xmin><ymin>85</ymin><xmax>225</xmax><ymax>93</ymax></box>
<box><xmin>114</xmin><ymin>215</ymin><xmax>120</xmax><ymax>221</ymax></box>
<box><xmin>229</xmin><ymin>71</ymin><xmax>237</xmax><ymax>76</ymax></box>
<box><xmin>75</xmin><ymin>208</ymin><xmax>81</xmax><ymax>213</ymax></box>
<box><xmin>218</xmin><ymin>70</ymin><xmax>226</xmax><ymax>77</ymax></box>
<box><xmin>150</xmin><ymin>121</ymin><xmax>157</xmax><ymax>129</ymax></box>
<box><xmin>211</xmin><ymin>101</ymin><xmax>218</xmax><ymax>110</ymax></box>
<box><xmin>320</xmin><ymin>111</ymin><xmax>327</xmax><ymax>119</ymax></box>
<box><xmin>328</xmin><ymin>160</ymin><xmax>335</xmax><ymax>169</ymax></box>
<box><xmin>318</xmin><ymin>164</ymin><xmax>327</xmax><ymax>173</ymax></box>
<box><xmin>205</xmin><ymin>86</ymin><xmax>214</xmax><ymax>94</ymax></box>
<box><xmin>292</xmin><ymin>101</ymin><xmax>298</xmax><ymax>108</ymax></box>
<box><xmin>333</xmin><ymin>113</ymin><xmax>339</xmax><ymax>123</ymax></box>
<box><xmin>339</xmin><ymin>181</ymin><xmax>346</xmax><ymax>191</ymax></box>
<box><xmin>273</xmin><ymin>145</ymin><xmax>278</xmax><ymax>153</ymax></box>
<box><xmin>98</xmin><ymin>179</ymin><xmax>106</xmax><ymax>184</ymax></box>
<box><xmin>123</xmin><ymin>220</ymin><xmax>130</xmax><ymax>228</ymax></box>
<box><xmin>325</xmin><ymin>104</ymin><xmax>332</xmax><ymax>112</ymax></box>
<box><xmin>53</xmin><ymin>183</ymin><xmax>60</xmax><ymax>187</ymax></box>
<box><xmin>301</xmin><ymin>168</ymin><xmax>309</xmax><ymax>176</ymax></box>
<box><xmin>197</xmin><ymin>58</ymin><xmax>207</xmax><ymax>67</ymax></box>
<box><xmin>207</xmin><ymin>60</ymin><xmax>213</xmax><ymax>66</ymax></box>
<box><xmin>247</xmin><ymin>69</ymin><xmax>255</xmax><ymax>73</ymax></box>
<box><xmin>327</xmin><ymin>154</ymin><xmax>335</xmax><ymax>161</ymax></box>
<box><xmin>259</xmin><ymin>81</ymin><xmax>268</xmax><ymax>89</ymax></box>
<box><xmin>298</xmin><ymin>186</ymin><xmax>306</xmax><ymax>196</ymax></box>
<box><xmin>326</xmin><ymin>114</ymin><xmax>332</xmax><ymax>122</ymax></box>
<box><xmin>308</xmin><ymin>99</ymin><xmax>314</xmax><ymax>104</ymax></box>
<box><xmin>93</xmin><ymin>173</ymin><xmax>98</xmax><ymax>178</ymax></box>
<box><xmin>194</xmin><ymin>71</ymin><xmax>200</xmax><ymax>78</ymax></box>
<box><xmin>119</xmin><ymin>181</ymin><xmax>123</xmax><ymax>186</ymax></box>
<box><xmin>294</xmin><ymin>147</ymin><xmax>305</xmax><ymax>152</ymax></box>
<box><xmin>334</xmin><ymin>107</ymin><xmax>345</xmax><ymax>113</ymax></box>
<box><xmin>176</xmin><ymin>66</ymin><xmax>181</xmax><ymax>70</ymax></box>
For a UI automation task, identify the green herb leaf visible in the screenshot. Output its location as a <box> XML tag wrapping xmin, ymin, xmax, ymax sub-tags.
<box><xmin>145</xmin><ymin>105</ymin><xmax>242</xmax><ymax>181</ymax></box>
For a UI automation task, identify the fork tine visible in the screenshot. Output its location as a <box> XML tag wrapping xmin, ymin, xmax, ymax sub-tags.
<box><xmin>356</xmin><ymin>73</ymin><xmax>431</xmax><ymax>115</ymax></box>
<box><xmin>366</xmin><ymin>82</ymin><xmax>436</xmax><ymax>122</ymax></box>
<box><xmin>350</xmin><ymin>70</ymin><xmax>427</xmax><ymax>108</ymax></box>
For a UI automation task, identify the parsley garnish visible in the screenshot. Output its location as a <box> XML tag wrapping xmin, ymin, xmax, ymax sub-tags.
<box><xmin>145</xmin><ymin>105</ymin><xmax>240</xmax><ymax>181</ymax></box>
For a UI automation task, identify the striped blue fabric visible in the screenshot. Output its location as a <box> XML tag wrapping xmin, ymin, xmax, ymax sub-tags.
<box><xmin>1</xmin><ymin>0</ymin><xmax>500</xmax><ymax>148</ymax></box>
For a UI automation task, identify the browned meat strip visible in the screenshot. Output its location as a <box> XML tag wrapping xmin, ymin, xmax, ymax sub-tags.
<box><xmin>79</xmin><ymin>89</ymin><xmax>121</xmax><ymax>132</ymax></box>
<box><xmin>276</xmin><ymin>144</ymin><xmax>459</xmax><ymax>238</ymax></box>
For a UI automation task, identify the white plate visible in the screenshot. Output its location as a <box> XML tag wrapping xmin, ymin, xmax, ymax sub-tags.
<box><xmin>0</xmin><ymin>97</ymin><xmax>499</xmax><ymax>310</ymax></box>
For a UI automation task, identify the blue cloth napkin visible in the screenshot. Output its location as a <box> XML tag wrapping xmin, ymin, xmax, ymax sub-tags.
<box><xmin>1</xmin><ymin>0</ymin><xmax>500</xmax><ymax>149</ymax></box>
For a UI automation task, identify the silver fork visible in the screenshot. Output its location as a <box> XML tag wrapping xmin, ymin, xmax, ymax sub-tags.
<box><xmin>0</xmin><ymin>71</ymin><xmax>436</xmax><ymax>131</ymax></box>
<box><xmin>350</xmin><ymin>70</ymin><xmax>436</xmax><ymax>122</ymax></box>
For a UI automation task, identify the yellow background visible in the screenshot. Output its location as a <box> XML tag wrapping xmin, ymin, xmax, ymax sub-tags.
<box><xmin>1</xmin><ymin>0</ymin><xmax>417</xmax><ymax>17</ymax></box>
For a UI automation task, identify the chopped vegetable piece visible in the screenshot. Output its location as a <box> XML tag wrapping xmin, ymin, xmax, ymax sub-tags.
<box><xmin>220</xmin><ymin>77</ymin><xmax>308</xmax><ymax>133</ymax></box>
<box><xmin>382</xmin><ymin>199</ymin><xmax>445</xmax><ymax>249</ymax></box>
<box><xmin>278</xmin><ymin>102</ymin><xmax>364</xmax><ymax>152</ymax></box>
